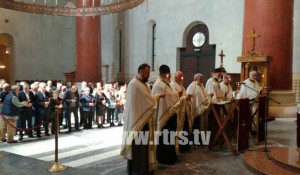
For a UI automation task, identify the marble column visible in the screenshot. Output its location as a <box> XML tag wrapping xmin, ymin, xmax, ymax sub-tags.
<box><xmin>76</xmin><ymin>0</ymin><xmax>102</xmax><ymax>82</ymax></box>
<box><xmin>242</xmin><ymin>0</ymin><xmax>293</xmax><ymax>90</ymax></box>
<box><xmin>297</xmin><ymin>105</ymin><xmax>300</xmax><ymax>149</ymax></box>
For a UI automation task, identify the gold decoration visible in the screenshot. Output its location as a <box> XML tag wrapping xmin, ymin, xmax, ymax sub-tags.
<box><xmin>0</xmin><ymin>0</ymin><xmax>145</xmax><ymax>16</ymax></box>
<box><xmin>246</xmin><ymin>28</ymin><xmax>261</xmax><ymax>52</ymax></box>
<box><xmin>48</xmin><ymin>162</ymin><xmax>67</xmax><ymax>173</ymax></box>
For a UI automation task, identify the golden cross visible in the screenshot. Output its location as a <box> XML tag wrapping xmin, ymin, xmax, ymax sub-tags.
<box><xmin>218</xmin><ymin>49</ymin><xmax>225</xmax><ymax>65</ymax></box>
<box><xmin>246</xmin><ymin>29</ymin><xmax>261</xmax><ymax>51</ymax></box>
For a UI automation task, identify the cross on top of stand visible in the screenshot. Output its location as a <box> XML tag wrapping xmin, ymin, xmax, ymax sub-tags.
<box><xmin>246</xmin><ymin>29</ymin><xmax>261</xmax><ymax>52</ymax></box>
<box><xmin>219</xmin><ymin>49</ymin><xmax>225</xmax><ymax>66</ymax></box>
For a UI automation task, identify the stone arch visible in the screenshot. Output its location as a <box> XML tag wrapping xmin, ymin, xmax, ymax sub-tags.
<box><xmin>182</xmin><ymin>21</ymin><xmax>206</xmax><ymax>48</ymax></box>
<box><xmin>0</xmin><ymin>33</ymin><xmax>14</xmax><ymax>84</ymax></box>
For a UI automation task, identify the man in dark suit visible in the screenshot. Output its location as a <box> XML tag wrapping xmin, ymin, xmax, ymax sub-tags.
<box><xmin>62</xmin><ymin>85</ymin><xmax>80</xmax><ymax>133</ymax></box>
<box><xmin>34</xmin><ymin>82</ymin><xmax>51</xmax><ymax>137</ymax></box>
<box><xmin>18</xmin><ymin>83</ymin><xmax>35</xmax><ymax>140</ymax></box>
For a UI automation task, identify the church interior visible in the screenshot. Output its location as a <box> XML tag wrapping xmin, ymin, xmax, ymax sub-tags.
<box><xmin>0</xmin><ymin>0</ymin><xmax>300</xmax><ymax>174</ymax></box>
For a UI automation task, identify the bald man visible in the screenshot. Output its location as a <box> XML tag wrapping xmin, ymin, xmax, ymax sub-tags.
<box><xmin>170</xmin><ymin>71</ymin><xmax>192</xmax><ymax>152</ymax></box>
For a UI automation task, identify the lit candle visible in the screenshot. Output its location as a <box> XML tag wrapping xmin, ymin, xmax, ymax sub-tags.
<box><xmin>164</xmin><ymin>74</ymin><xmax>170</xmax><ymax>94</ymax></box>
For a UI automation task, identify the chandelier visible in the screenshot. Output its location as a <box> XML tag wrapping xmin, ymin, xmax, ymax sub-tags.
<box><xmin>0</xmin><ymin>0</ymin><xmax>145</xmax><ymax>16</ymax></box>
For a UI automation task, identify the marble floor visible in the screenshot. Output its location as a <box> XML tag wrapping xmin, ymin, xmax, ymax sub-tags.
<box><xmin>0</xmin><ymin>117</ymin><xmax>298</xmax><ymax>175</ymax></box>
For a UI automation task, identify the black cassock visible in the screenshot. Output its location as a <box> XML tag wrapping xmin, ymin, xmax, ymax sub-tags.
<box><xmin>156</xmin><ymin>114</ymin><xmax>177</xmax><ymax>164</ymax></box>
<box><xmin>128</xmin><ymin>124</ymin><xmax>150</xmax><ymax>175</ymax></box>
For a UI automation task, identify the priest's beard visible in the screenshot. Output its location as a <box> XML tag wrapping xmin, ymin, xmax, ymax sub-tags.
<box><xmin>142</xmin><ymin>76</ymin><xmax>149</xmax><ymax>83</ymax></box>
<box><xmin>165</xmin><ymin>78</ymin><xmax>171</xmax><ymax>84</ymax></box>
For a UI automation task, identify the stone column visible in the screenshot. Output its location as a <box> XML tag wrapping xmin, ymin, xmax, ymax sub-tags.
<box><xmin>76</xmin><ymin>0</ymin><xmax>101</xmax><ymax>82</ymax></box>
<box><xmin>243</xmin><ymin>0</ymin><xmax>293</xmax><ymax>90</ymax></box>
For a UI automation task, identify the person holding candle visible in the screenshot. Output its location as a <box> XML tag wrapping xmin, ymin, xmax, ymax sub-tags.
<box><xmin>120</xmin><ymin>63</ymin><xmax>157</xmax><ymax>175</ymax></box>
<box><xmin>62</xmin><ymin>85</ymin><xmax>80</xmax><ymax>133</ymax></box>
<box><xmin>170</xmin><ymin>71</ymin><xmax>192</xmax><ymax>152</ymax></box>
<box><xmin>34</xmin><ymin>82</ymin><xmax>51</xmax><ymax>138</ymax></box>
<box><xmin>151</xmin><ymin>64</ymin><xmax>181</xmax><ymax>164</ymax></box>
<box><xmin>18</xmin><ymin>83</ymin><xmax>35</xmax><ymax>140</ymax></box>
<box><xmin>186</xmin><ymin>73</ymin><xmax>210</xmax><ymax>143</ymax></box>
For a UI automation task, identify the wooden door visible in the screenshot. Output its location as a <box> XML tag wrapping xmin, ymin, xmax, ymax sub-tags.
<box><xmin>180</xmin><ymin>24</ymin><xmax>216</xmax><ymax>88</ymax></box>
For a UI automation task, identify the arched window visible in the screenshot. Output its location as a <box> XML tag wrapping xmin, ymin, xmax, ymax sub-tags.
<box><xmin>152</xmin><ymin>24</ymin><xmax>156</xmax><ymax>71</ymax></box>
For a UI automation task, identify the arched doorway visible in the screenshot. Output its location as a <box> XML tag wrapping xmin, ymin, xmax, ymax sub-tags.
<box><xmin>0</xmin><ymin>34</ymin><xmax>13</xmax><ymax>84</ymax></box>
<box><xmin>179</xmin><ymin>22</ymin><xmax>216</xmax><ymax>88</ymax></box>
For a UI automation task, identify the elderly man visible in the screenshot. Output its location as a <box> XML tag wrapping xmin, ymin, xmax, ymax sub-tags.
<box><xmin>186</xmin><ymin>73</ymin><xmax>210</xmax><ymax>145</ymax></box>
<box><xmin>34</xmin><ymin>82</ymin><xmax>51</xmax><ymax>137</ymax></box>
<box><xmin>79</xmin><ymin>87</ymin><xmax>95</xmax><ymax>129</ymax></box>
<box><xmin>235</xmin><ymin>70</ymin><xmax>261</xmax><ymax>100</ymax></box>
<box><xmin>170</xmin><ymin>71</ymin><xmax>192</xmax><ymax>152</ymax></box>
<box><xmin>121</xmin><ymin>63</ymin><xmax>157</xmax><ymax>175</ymax></box>
<box><xmin>1</xmin><ymin>85</ymin><xmax>31</xmax><ymax>143</ymax></box>
<box><xmin>152</xmin><ymin>64</ymin><xmax>180</xmax><ymax>164</ymax></box>
<box><xmin>63</xmin><ymin>85</ymin><xmax>80</xmax><ymax>133</ymax></box>
<box><xmin>235</xmin><ymin>69</ymin><xmax>262</xmax><ymax>135</ymax></box>
<box><xmin>18</xmin><ymin>83</ymin><xmax>35</xmax><ymax>140</ymax></box>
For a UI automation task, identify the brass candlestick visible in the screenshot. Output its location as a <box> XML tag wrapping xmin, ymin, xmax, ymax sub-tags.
<box><xmin>48</xmin><ymin>106</ymin><xmax>67</xmax><ymax>172</ymax></box>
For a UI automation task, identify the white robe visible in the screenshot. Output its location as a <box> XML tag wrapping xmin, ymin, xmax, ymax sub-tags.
<box><xmin>170</xmin><ymin>81</ymin><xmax>192</xmax><ymax>133</ymax></box>
<box><xmin>205</xmin><ymin>77</ymin><xmax>223</xmax><ymax>103</ymax></box>
<box><xmin>152</xmin><ymin>78</ymin><xmax>181</xmax><ymax>131</ymax></box>
<box><xmin>220</xmin><ymin>82</ymin><xmax>233</xmax><ymax>100</ymax></box>
<box><xmin>120</xmin><ymin>77</ymin><xmax>157</xmax><ymax>170</ymax></box>
<box><xmin>235</xmin><ymin>78</ymin><xmax>262</xmax><ymax>132</ymax></box>
<box><xmin>236</xmin><ymin>78</ymin><xmax>261</xmax><ymax>100</ymax></box>
<box><xmin>186</xmin><ymin>82</ymin><xmax>210</xmax><ymax>120</ymax></box>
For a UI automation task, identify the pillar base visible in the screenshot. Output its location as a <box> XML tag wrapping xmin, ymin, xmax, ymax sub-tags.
<box><xmin>269</xmin><ymin>90</ymin><xmax>297</xmax><ymax>118</ymax></box>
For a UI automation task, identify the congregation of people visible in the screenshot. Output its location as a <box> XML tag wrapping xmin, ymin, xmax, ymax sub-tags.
<box><xmin>121</xmin><ymin>63</ymin><xmax>262</xmax><ymax>175</ymax></box>
<box><xmin>0</xmin><ymin>79</ymin><xmax>127</xmax><ymax>143</ymax></box>
<box><xmin>0</xmin><ymin>63</ymin><xmax>262</xmax><ymax>175</ymax></box>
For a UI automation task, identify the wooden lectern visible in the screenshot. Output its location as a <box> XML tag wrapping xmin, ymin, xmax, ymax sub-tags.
<box><xmin>237</xmin><ymin>53</ymin><xmax>272</xmax><ymax>143</ymax></box>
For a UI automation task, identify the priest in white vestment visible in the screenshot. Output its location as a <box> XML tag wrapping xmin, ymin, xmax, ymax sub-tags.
<box><xmin>152</xmin><ymin>65</ymin><xmax>180</xmax><ymax>164</ymax></box>
<box><xmin>170</xmin><ymin>71</ymin><xmax>192</xmax><ymax>152</ymax></box>
<box><xmin>220</xmin><ymin>74</ymin><xmax>234</xmax><ymax>101</ymax></box>
<box><xmin>235</xmin><ymin>70</ymin><xmax>262</xmax><ymax>134</ymax></box>
<box><xmin>205</xmin><ymin>68</ymin><xmax>224</xmax><ymax>103</ymax></box>
<box><xmin>186</xmin><ymin>73</ymin><xmax>210</xmax><ymax>142</ymax></box>
<box><xmin>120</xmin><ymin>63</ymin><xmax>157</xmax><ymax>174</ymax></box>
